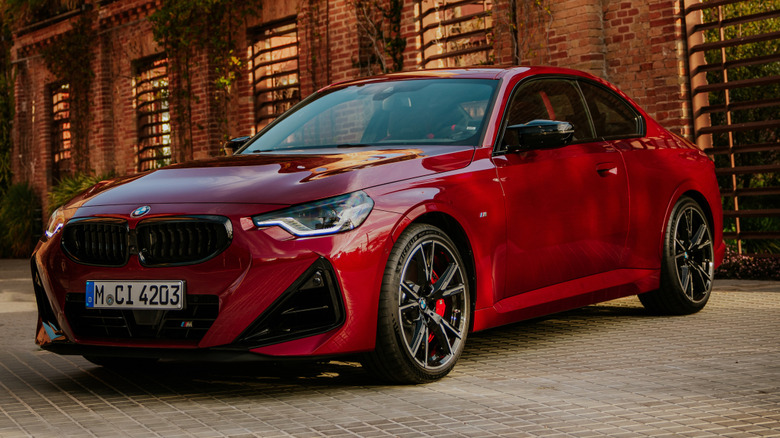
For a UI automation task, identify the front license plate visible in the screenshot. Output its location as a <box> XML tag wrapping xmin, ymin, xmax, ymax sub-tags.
<box><xmin>86</xmin><ymin>280</ymin><xmax>185</xmax><ymax>310</ymax></box>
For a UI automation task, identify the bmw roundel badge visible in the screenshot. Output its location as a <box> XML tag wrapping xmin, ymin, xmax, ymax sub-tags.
<box><xmin>131</xmin><ymin>205</ymin><xmax>151</xmax><ymax>218</ymax></box>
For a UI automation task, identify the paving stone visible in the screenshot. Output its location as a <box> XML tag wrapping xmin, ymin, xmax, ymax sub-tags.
<box><xmin>0</xmin><ymin>281</ymin><xmax>778</xmax><ymax>436</ymax></box>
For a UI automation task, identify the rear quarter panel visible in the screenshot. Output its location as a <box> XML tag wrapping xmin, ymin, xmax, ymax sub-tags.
<box><xmin>615</xmin><ymin>121</ymin><xmax>723</xmax><ymax>271</ymax></box>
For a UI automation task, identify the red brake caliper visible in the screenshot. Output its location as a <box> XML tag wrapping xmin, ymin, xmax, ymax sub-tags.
<box><xmin>428</xmin><ymin>271</ymin><xmax>446</xmax><ymax>343</ymax></box>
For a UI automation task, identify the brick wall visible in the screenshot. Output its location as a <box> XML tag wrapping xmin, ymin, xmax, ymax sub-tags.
<box><xmin>602</xmin><ymin>0</ymin><xmax>692</xmax><ymax>138</ymax></box>
<box><xmin>11</xmin><ymin>0</ymin><xmax>694</xmax><ymax>212</ymax></box>
<box><xmin>513</xmin><ymin>0</ymin><xmax>691</xmax><ymax>137</ymax></box>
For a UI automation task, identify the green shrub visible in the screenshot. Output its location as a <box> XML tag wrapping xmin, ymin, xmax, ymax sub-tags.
<box><xmin>48</xmin><ymin>173</ymin><xmax>113</xmax><ymax>214</ymax></box>
<box><xmin>0</xmin><ymin>183</ymin><xmax>40</xmax><ymax>257</ymax></box>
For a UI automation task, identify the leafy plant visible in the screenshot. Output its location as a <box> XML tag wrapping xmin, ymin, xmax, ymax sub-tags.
<box><xmin>353</xmin><ymin>0</ymin><xmax>405</xmax><ymax>75</ymax></box>
<box><xmin>149</xmin><ymin>0</ymin><xmax>260</xmax><ymax>161</ymax></box>
<box><xmin>0</xmin><ymin>5</ymin><xmax>15</xmax><ymax>195</ymax></box>
<box><xmin>40</xmin><ymin>8</ymin><xmax>96</xmax><ymax>174</ymax></box>
<box><xmin>0</xmin><ymin>183</ymin><xmax>40</xmax><ymax>257</ymax></box>
<box><xmin>3</xmin><ymin>0</ymin><xmax>84</xmax><ymax>27</ymax></box>
<box><xmin>702</xmin><ymin>1</ymin><xmax>780</xmax><ymax>255</ymax></box>
<box><xmin>47</xmin><ymin>172</ymin><xmax>112</xmax><ymax>213</ymax></box>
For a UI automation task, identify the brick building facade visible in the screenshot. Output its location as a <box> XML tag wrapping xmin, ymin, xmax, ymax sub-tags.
<box><xmin>10</xmin><ymin>0</ymin><xmax>695</xmax><ymax>211</ymax></box>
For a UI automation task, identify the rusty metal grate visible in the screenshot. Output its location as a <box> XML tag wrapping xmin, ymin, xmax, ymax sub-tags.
<box><xmin>50</xmin><ymin>82</ymin><xmax>71</xmax><ymax>182</ymax></box>
<box><xmin>250</xmin><ymin>17</ymin><xmax>300</xmax><ymax>131</ymax></box>
<box><xmin>416</xmin><ymin>0</ymin><xmax>494</xmax><ymax>69</ymax></box>
<box><xmin>682</xmin><ymin>0</ymin><xmax>780</xmax><ymax>256</ymax></box>
<box><xmin>134</xmin><ymin>55</ymin><xmax>171</xmax><ymax>172</ymax></box>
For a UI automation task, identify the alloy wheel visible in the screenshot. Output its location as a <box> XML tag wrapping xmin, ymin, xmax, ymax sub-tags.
<box><xmin>672</xmin><ymin>205</ymin><xmax>714</xmax><ymax>303</ymax></box>
<box><xmin>397</xmin><ymin>238</ymin><xmax>468</xmax><ymax>371</ymax></box>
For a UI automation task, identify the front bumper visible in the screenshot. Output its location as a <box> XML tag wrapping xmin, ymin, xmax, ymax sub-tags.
<box><xmin>33</xmin><ymin>203</ymin><xmax>400</xmax><ymax>359</ymax></box>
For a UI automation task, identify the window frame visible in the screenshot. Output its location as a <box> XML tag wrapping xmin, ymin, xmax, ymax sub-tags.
<box><xmin>416</xmin><ymin>0</ymin><xmax>495</xmax><ymax>69</ymax></box>
<box><xmin>494</xmin><ymin>75</ymin><xmax>647</xmax><ymax>154</ymax></box>
<box><xmin>576</xmin><ymin>78</ymin><xmax>645</xmax><ymax>141</ymax></box>
<box><xmin>50</xmin><ymin>82</ymin><xmax>72</xmax><ymax>182</ymax></box>
<box><xmin>249</xmin><ymin>16</ymin><xmax>301</xmax><ymax>131</ymax></box>
<box><xmin>133</xmin><ymin>53</ymin><xmax>171</xmax><ymax>172</ymax></box>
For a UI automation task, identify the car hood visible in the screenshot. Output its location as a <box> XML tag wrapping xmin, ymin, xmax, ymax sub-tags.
<box><xmin>74</xmin><ymin>146</ymin><xmax>474</xmax><ymax>208</ymax></box>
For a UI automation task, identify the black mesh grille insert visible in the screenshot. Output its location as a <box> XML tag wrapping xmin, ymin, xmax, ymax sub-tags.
<box><xmin>65</xmin><ymin>293</ymin><xmax>219</xmax><ymax>342</ymax></box>
<box><xmin>137</xmin><ymin>218</ymin><xmax>231</xmax><ymax>267</ymax></box>
<box><xmin>62</xmin><ymin>219</ymin><xmax>128</xmax><ymax>267</ymax></box>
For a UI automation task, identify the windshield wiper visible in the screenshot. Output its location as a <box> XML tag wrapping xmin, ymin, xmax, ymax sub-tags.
<box><xmin>246</xmin><ymin>144</ymin><xmax>373</xmax><ymax>154</ymax></box>
<box><xmin>336</xmin><ymin>143</ymin><xmax>372</xmax><ymax>148</ymax></box>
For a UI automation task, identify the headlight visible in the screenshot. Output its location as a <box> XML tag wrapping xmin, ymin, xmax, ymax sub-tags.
<box><xmin>253</xmin><ymin>191</ymin><xmax>374</xmax><ymax>237</ymax></box>
<box><xmin>45</xmin><ymin>207</ymin><xmax>66</xmax><ymax>238</ymax></box>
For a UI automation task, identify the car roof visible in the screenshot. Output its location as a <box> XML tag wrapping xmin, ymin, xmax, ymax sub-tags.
<box><xmin>319</xmin><ymin>66</ymin><xmax>603</xmax><ymax>91</ymax></box>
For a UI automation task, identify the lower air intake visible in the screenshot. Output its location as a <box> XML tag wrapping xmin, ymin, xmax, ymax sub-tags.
<box><xmin>65</xmin><ymin>293</ymin><xmax>219</xmax><ymax>342</ymax></box>
<box><xmin>236</xmin><ymin>258</ymin><xmax>345</xmax><ymax>348</ymax></box>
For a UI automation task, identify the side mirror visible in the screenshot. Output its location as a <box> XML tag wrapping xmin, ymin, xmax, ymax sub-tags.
<box><xmin>223</xmin><ymin>136</ymin><xmax>251</xmax><ymax>156</ymax></box>
<box><xmin>505</xmin><ymin>120</ymin><xmax>574</xmax><ymax>152</ymax></box>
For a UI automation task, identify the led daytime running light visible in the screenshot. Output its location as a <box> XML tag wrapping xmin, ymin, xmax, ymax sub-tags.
<box><xmin>253</xmin><ymin>191</ymin><xmax>374</xmax><ymax>237</ymax></box>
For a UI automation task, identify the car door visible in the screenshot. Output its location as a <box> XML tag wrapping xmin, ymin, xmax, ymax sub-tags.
<box><xmin>492</xmin><ymin>77</ymin><xmax>630</xmax><ymax>300</ymax></box>
<box><xmin>576</xmin><ymin>79</ymin><xmax>653</xmax><ymax>269</ymax></box>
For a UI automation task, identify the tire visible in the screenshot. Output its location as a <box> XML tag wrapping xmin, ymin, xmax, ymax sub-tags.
<box><xmin>362</xmin><ymin>224</ymin><xmax>471</xmax><ymax>384</ymax></box>
<box><xmin>83</xmin><ymin>355</ymin><xmax>159</xmax><ymax>369</ymax></box>
<box><xmin>639</xmin><ymin>196</ymin><xmax>714</xmax><ymax>315</ymax></box>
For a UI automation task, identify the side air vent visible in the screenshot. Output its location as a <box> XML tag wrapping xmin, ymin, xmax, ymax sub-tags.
<box><xmin>236</xmin><ymin>258</ymin><xmax>345</xmax><ymax>348</ymax></box>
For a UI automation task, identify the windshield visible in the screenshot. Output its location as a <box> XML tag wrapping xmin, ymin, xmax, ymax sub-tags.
<box><xmin>242</xmin><ymin>78</ymin><xmax>498</xmax><ymax>153</ymax></box>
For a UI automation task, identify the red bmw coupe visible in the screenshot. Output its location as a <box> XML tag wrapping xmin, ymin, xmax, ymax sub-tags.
<box><xmin>33</xmin><ymin>67</ymin><xmax>724</xmax><ymax>383</ymax></box>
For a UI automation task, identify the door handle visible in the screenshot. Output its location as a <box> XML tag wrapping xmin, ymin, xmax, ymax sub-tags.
<box><xmin>596</xmin><ymin>162</ymin><xmax>618</xmax><ymax>177</ymax></box>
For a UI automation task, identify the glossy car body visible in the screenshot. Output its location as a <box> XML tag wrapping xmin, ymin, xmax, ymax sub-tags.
<box><xmin>32</xmin><ymin>67</ymin><xmax>724</xmax><ymax>382</ymax></box>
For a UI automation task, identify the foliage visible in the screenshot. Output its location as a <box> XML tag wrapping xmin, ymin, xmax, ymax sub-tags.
<box><xmin>0</xmin><ymin>183</ymin><xmax>40</xmax><ymax>258</ymax></box>
<box><xmin>715</xmin><ymin>247</ymin><xmax>780</xmax><ymax>281</ymax></box>
<box><xmin>515</xmin><ymin>0</ymin><xmax>553</xmax><ymax>64</ymax></box>
<box><xmin>149</xmin><ymin>0</ymin><xmax>260</xmax><ymax>161</ymax></box>
<box><xmin>0</xmin><ymin>9</ymin><xmax>14</xmax><ymax>196</ymax></box>
<box><xmin>3</xmin><ymin>0</ymin><xmax>84</xmax><ymax>27</ymax></box>
<box><xmin>40</xmin><ymin>8</ymin><xmax>96</xmax><ymax>174</ymax></box>
<box><xmin>702</xmin><ymin>0</ymin><xmax>780</xmax><ymax>255</ymax></box>
<box><xmin>353</xmin><ymin>0</ymin><xmax>405</xmax><ymax>75</ymax></box>
<box><xmin>47</xmin><ymin>172</ymin><xmax>112</xmax><ymax>214</ymax></box>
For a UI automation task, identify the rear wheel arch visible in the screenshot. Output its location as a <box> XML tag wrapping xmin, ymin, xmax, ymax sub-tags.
<box><xmin>659</xmin><ymin>187</ymin><xmax>715</xmax><ymax>257</ymax></box>
<box><xmin>682</xmin><ymin>190</ymin><xmax>715</xmax><ymax>234</ymax></box>
<box><xmin>641</xmin><ymin>194</ymin><xmax>715</xmax><ymax>315</ymax></box>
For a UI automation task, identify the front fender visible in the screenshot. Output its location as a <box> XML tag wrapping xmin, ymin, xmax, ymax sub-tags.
<box><xmin>365</xmin><ymin>156</ymin><xmax>507</xmax><ymax>312</ymax></box>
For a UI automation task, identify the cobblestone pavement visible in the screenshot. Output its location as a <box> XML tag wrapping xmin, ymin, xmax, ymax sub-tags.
<box><xmin>1</xmin><ymin>258</ymin><xmax>778</xmax><ymax>437</ymax></box>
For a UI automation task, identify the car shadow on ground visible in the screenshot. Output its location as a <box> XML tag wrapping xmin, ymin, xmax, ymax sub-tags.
<box><xmin>52</xmin><ymin>300</ymin><xmax>656</xmax><ymax>394</ymax></box>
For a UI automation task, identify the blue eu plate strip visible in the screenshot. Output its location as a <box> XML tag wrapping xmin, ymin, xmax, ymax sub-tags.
<box><xmin>85</xmin><ymin>281</ymin><xmax>94</xmax><ymax>308</ymax></box>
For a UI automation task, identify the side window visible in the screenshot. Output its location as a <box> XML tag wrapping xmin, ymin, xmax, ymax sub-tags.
<box><xmin>578</xmin><ymin>81</ymin><xmax>642</xmax><ymax>139</ymax></box>
<box><xmin>504</xmin><ymin>79</ymin><xmax>595</xmax><ymax>144</ymax></box>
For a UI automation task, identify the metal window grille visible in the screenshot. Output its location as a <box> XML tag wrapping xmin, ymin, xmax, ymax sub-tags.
<box><xmin>51</xmin><ymin>83</ymin><xmax>71</xmax><ymax>182</ymax></box>
<box><xmin>250</xmin><ymin>18</ymin><xmax>300</xmax><ymax>131</ymax></box>
<box><xmin>417</xmin><ymin>0</ymin><xmax>494</xmax><ymax>69</ymax></box>
<box><xmin>134</xmin><ymin>56</ymin><xmax>171</xmax><ymax>172</ymax></box>
<box><xmin>682</xmin><ymin>0</ymin><xmax>780</xmax><ymax>256</ymax></box>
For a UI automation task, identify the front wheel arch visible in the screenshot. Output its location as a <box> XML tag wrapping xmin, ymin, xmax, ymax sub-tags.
<box><xmin>363</xmin><ymin>222</ymin><xmax>473</xmax><ymax>383</ymax></box>
<box><xmin>412</xmin><ymin>212</ymin><xmax>477</xmax><ymax>322</ymax></box>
